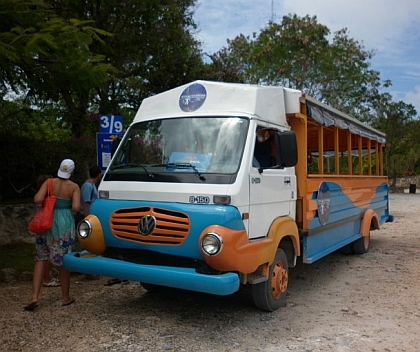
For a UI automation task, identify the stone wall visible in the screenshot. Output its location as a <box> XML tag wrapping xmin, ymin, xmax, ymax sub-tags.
<box><xmin>394</xmin><ymin>176</ymin><xmax>420</xmax><ymax>188</ymax></box>
<box><xmin>390</xmin><ymin>176</ymin><xmax>420</xmax><ymax>193</ymax></box>
<box><xmin>0</xmin><ymin>204</ymin><xmax>37</xmax><ymax>245</ymax></box>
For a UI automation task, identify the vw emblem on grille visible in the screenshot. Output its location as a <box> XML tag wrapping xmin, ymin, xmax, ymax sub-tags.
<box><xmin>138</xmin><ymin>215</ymin><xmax>156</xmax><ymax>236</ymax></box>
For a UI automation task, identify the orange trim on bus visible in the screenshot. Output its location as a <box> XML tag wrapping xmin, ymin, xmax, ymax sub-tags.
<box><xmin>78</xmin><ymin>215</ymin><xmax>106</xmax><ymax>254</ymax></box>
<box><xmin>199</xmin><ymin>217</ymin><xmax>300</xmax><ymax>274</ymax></box>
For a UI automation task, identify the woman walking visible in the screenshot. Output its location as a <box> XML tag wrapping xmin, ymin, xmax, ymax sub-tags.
<box><xmin>24</xmin><ymin>159</ymin><xmax>80</xmax><ymax>310</ymax></box>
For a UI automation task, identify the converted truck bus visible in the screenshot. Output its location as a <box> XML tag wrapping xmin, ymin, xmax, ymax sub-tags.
<box><xmin>64</xmin><ymin>81</ymin><xmax>393</xmax><ymax>311</ymax></box>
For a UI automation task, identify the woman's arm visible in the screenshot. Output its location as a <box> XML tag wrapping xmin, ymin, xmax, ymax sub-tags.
<box><xmin>33</xmin><ymin>180</ymin><xmax>48</xmax><ymax>204</ymax></box>
<box><xmin>71</xmin><ymin>184</ymin><xmax>81</xmax><ymax>214</ymax></box>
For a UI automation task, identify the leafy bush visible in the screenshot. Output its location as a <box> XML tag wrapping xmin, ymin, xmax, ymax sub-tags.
<box><xmin>0</xmin><ymin>135</ymin><xmax>97</xmax><ymax>201</ymax></box>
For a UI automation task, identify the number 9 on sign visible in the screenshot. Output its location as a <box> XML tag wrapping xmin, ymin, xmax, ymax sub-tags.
<box><xmin>100</xmin><ymin>115</ymin><xmax>123</xmax><ymax>134</ymax></box>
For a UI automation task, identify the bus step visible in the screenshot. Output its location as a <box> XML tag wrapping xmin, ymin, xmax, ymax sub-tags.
<box><xmin>247</xmin><ymin>273</ymin><xmax>268</xmax><ymax>284</ymax></box>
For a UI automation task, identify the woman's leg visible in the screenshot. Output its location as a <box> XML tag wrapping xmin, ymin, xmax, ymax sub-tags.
<box><xmin>43</xmin><ymin>263</ymin><xmax>53</xmax><ymax>284</ymax></box>
<box><xmin>59</xmin><ymin>265</ymin><xmax>75</xmax><ymax>305</ymax></box>
<box><xmin>25</xmin><ymin>260</ymin><xmax>47</xmax><ymax>309</ymax></box>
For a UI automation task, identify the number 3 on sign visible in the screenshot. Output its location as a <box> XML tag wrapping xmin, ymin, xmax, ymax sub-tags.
<box><xmin>100</xmin><ymin>115</ymin><xmax>123</xmax><ymax>134</ymax></box>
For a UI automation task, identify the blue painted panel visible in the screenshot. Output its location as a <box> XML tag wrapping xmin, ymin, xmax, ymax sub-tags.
<box><xmin>304</xmin><ymin>182</ymin><xmax>390</xmax><ymax>263</ymax></box>
<box><xmin>303</xmin><ymin>230</ymin><xmax>361</xmax><ymax>263</ymax></box>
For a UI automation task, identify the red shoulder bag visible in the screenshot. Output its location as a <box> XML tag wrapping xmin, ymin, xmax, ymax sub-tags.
<box><xmin>29</xmin><ymin>178</ymin><xmax>56</xmax><ymax>234</ymax></box>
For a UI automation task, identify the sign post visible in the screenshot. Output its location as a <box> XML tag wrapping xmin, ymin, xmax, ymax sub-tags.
<box><xmin>97</xmin><ymin>115</ymin><xmax>124</xmax><ymax>171</ymax></box>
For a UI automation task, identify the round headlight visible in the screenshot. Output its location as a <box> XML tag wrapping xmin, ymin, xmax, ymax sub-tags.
<box><xmin>77</xmin><ymin>220</ymin><xmax>92</xmax><ymax>239</ymax></box>
<box><xmin>201</xmin><ymin>233</ymin><xmax>223</xmax><ymax>256</ymax></box>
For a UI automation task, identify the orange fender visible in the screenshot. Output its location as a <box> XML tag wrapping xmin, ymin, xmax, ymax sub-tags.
<box><xmin>199</xmin><ymin>217</ymin><xmax>300</xmax><ymax>274</ymax></box>
<box><xmin>360</xmin><ymin>209</ymin><xmax>380</xmax><ymax>237</ymax></box>
<box><xmin>78</xmin><ymin>214</ymin><xmax>106</xmax><ymax>254</ymax></box>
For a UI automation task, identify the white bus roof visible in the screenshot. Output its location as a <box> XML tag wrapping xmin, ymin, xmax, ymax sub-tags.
<box><xmin>133</xmin><ymin>80</ymin><xmax>385</xmax><ymax>143</ymax></box>
<box><xmin>134</xmin><ymin>80</ymin><xmax>301</xmax><ymax>127</ymax></box>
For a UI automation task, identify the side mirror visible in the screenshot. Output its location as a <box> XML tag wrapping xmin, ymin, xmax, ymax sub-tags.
<box><xmin>274</xmin><ymin>131</ymin><xmax>298</xmax><ymax>168</ymax></box>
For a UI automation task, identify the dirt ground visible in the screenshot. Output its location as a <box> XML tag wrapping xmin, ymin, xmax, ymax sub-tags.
<box><xmin>1</xmin><ymin>192</ymin><xmax>419</xmax><ymax>352</ymax></box>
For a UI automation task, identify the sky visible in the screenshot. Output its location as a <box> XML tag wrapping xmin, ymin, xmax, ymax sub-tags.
<box><xmin>193</xmin><ymin>0</ymin><xmax>420</xmax><ymax>115</ymax></box>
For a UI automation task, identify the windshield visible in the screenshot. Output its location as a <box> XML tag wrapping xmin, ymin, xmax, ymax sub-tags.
<box><xmin>107</xmin><ymin>116</ymin><xmax>249</xmax><ymax>183</ymax></box>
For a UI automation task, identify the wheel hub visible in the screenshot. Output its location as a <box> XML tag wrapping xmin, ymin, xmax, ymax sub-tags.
<box><xmin>271</xmin><ymin>261</ymin><xmax>288</xmax><ymax>299</ymax></box>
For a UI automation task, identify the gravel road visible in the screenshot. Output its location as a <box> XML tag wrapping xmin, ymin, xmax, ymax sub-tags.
<box><xmin>1</xmin><ymin>192</ymin><xmax>419</xmax><ymax>351</ymax></box>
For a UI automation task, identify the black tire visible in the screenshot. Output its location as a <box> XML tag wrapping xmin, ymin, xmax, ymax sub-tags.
<box><xmin>340</xmin><ymin>243</ymin><xmax>354</xmax><ymax>255</ymax></box>
<box><xmin>141</xmin><ymin>282</ymin><xmax>166</xmax><ymax>293</ymax></box>
<box><xmin>352</xmin><ymin>231</ymin><xmax>370</xmax><ymax>254</ymax></box>
<box><xmin>251</xmin><ymin>248</ymin><xmax>289</xmax><ymax>312</ymax></box>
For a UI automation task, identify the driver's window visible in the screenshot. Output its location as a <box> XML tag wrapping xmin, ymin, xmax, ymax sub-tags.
<box><xmin>253</xmin><ymin>128</ymin><xmax>276</xmax><ymax>168</ymax></box>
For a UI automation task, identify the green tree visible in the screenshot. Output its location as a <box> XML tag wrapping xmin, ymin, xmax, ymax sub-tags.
<box><xmin>203</xmin><ymin>35</ymin><xmax>248</xmax><ymax>83</ymax></box>
<box><xmin>1</xmin><ymin>1</ymin><xmax>206</xmax><ymax>138</ymax></box>
<box><xmin>0</xmin><ymin>98</ymin><xmax>71</xmax><ymax>141</ymax></box>
<box><xmin>0</xmin><ymin>0</ymin><xmax>206</xmax><ymax>198</ymax></box>
<box><xmin>48</xmin><ymin>0</ymin><xmax>205</xmax><ymax>136</ymax></box>
<box><xmin>0</xmin><ymin>0</ymin><xmax>114</xmax><ymax>138</ymax></box>
<box><xmin>208</xmin><ymin>14</ymin><xmax>390</xmax><ymax>121</ymax></box>
<box><xmin>371</xmin><ymin>96</ymin><xmax>418</xmax><ymax>185</ymax></box>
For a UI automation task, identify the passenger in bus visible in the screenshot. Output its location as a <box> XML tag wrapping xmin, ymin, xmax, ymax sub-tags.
<box><xmin>254</xmin><ymin>129</ymin><xmax>276</xmax><ymax>167</ymax></box>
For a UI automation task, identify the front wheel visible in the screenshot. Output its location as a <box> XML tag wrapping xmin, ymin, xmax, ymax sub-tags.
<box><xmin>251</xmin><ymin>248</ymin><xmax>289</xmax><ymax>312</ymax></box>
<box><xmin>141</xmin><ymin>282</ymin><xmax>167</xmax><ymax>293</ymax></box>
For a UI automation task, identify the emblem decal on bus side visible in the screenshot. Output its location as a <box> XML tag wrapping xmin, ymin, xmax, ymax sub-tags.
<box><xmin>317</xmin><ymin>182</ymin><xmax>331</xmax><ymax>226</ymax></box>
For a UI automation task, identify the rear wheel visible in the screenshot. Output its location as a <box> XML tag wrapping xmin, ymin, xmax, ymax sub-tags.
<box><xmin>352</xmin><ymin>231</ymin><xmax>371</xmax><ymax>254</ymax></box>
<box><xmin>340</xmin><ymin>243</ymin><xmax>354</xmax><ymax>255</ymax></box>
<box><xmin>252</xmin><ymin>248</ymin><xmax>289</xmax><ymax>312</ymax></box>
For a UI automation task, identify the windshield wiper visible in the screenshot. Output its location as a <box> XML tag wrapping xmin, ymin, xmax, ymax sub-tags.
<box><xmin>156</xmin><ymin>163</ymin><xmax>206</xmax><ymax>181</ymax></box>
<box><xmin>110</xmin><ymin>163</ymin><xmax>154</xmax><ymax>178</ymax></box>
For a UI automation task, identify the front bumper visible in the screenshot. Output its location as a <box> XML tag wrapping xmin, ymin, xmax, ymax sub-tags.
<box><xmin>63</xmin><ymin>251</ymin><xmax>240</xmax><ymax>296</ymax></box>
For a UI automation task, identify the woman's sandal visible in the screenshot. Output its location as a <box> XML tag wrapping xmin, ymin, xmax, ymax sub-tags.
<box><xmin>62</xmin><ymin>298</ymin><xmax>76</xmax><ymax>306</ymax></box>
<box><xmin>43</xmin><ymin>278</ymin><xmax>60</xmax><ymax>287</ymax></box>
<box><xmin>24</xmin><ymin>302</ymin><xmax>38</xmax><ymax>311</ymax></box>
